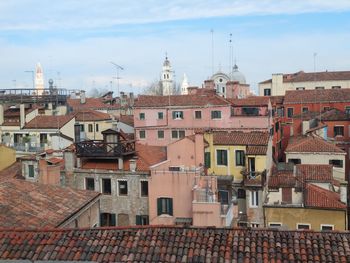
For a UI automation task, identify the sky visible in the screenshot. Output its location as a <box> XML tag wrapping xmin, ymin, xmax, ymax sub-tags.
<box><xmin>0</xmin><ymin>0</ymin><xmax>350</xmax><ymax>95</ymax></box>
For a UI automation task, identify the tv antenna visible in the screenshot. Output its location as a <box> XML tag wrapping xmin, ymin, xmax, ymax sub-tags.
<box><xmin>110</xmin><ymin>62</ymin><xmax>124</xmax><ymax>98</ymax></box>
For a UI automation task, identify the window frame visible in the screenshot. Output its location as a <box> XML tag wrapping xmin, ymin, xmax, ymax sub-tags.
<box><xmin>140</xmin><ymin>180</ymin><xmax>149</xmax><ymax>197</ymax></box>
<box><xmin>139</xmin><ymin>130</ymin><xmax>146</xmax><ymax>139</ymax></box>
<box><xmin>297</xmin><ymin>223</ymin><xmax>311</xmax><ymax>230</ymax></box>
<box><xmin>171</xmin><ymin>130</ymin><xmax>185</xmax><ymax>139</ymax></box>
<box><xmin>211</xmin><ymin>110</ymin><xmax>222</xmax><ymax>119</ymax></box>
<box><xmin>302</xmin><ymin>107</ymin><xmax>308</xmax><ymax>113</ymax></box>
<box><xmin>329</xmin><ymin>159</ymin><xmax>343</xmax><ymax>168</ymax></box>
<box><xmin>334</xmin><ymin>126</ymin><xmax>344</xmax><ymax>137</ymax></box>
<box><xmin>194</xmin><ymin>110</ymin><xmax>202</xmax><ymax>119</ymax></box>
<box><xmin>101</xmin><ymin>178</ymin><xmax>112</xmax><ymax>195</ymax></box>
<box><xmin>157</xmin><ymin>130</ymin><xmax>164</xmax><ymax>139</ymax></box>
<box><xmin>250</xmin><ymin>190</ymin><xmax>259</xmax><ymax>208</ymax></box>
<box><xmin>28</xmin><ymin>164</ymin><xmax>35</xmax><ymax>178</ymax></box>
<box><xmin>158</xmin><ymin>112</ymin><xmax>164</xmax><ymax>120</ymax></box>
<box><xmin>139</xmin><ymin>112</ymin><xmax>145</xmax><ymax>120</ymax></box>
<box><xmin>157</xmin><ymin>197</ymin><xmax>173</xmax><ymax>216</ymax></box>
<box><xmin>235</xmin><ymin>150</ymin><xmax>245</xmax><ymax>166</ymax></box>
<box><xmin>117</xmin><ymin>180</ymin><xmax>128</xmax><ymax>196</ymax></box>
<box><xmin>85</xmin><ymin>177</ymin><xmax>95</xmax><ymax>191</ymax></box>
<box><xmin>88</xmin><ymin>124</ymin><xmax>93</xmax><ymax>133</ymax></box>
<box><xmin>287</xmin><ymin>107</ymin><xmax>294</xmax><ymax>118</ymax></box>
<box><xmin>216</xmin><ymin>149</ymin><xmax>228</xmax><ymax>166</ymax></box>
<box><xmin>269</xmin><ymin>222</ymin><xmax>282</xmax><ymax>228</ymax></box>
<box><xmin>263</xmin><ymin>88</ymin><xmax>271</xmax><ymax>96</ymax></box>
<box><xmin>320</xmin><ymin>224</ymin><xmax>334</xmax><ymax>231</ymax></box>
<box><xmin>172</xmin><ymin>111</ymin><xmax>184</xmax><ymax>120</ymax></box>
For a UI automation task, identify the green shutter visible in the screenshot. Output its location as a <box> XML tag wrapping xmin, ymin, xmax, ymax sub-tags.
<box><xmin>111</xmin><ymin>214</ymin><xmax>116</xmax><ymax>226</ymax></box>
<box><xmin>211</xmin><ymin>111</ymin><xmax>214</xmax><ymax>119</ymax></box>
<box><xmin>204</xmin><ymin>152</ymin><xmax>211</xmax><ymax>168</ymax></box>
<box><xmin>223</xmin><ymin>150</ymin><xmax>227</xmax><ymax>165</ymax></box>
<box><xmin>157</xmin><ymin>198</ymin><xmax>162</xmax><ymax>215</ymax></box>
<box><xmin>217</xmin><ymin>150</ymin><xmax>222</xmax><ymax>165</ymax></box>
<box><xmin>136</xmin><ymin>215</ymin><xmax>142</xmax><ymax>225</ymax></box>
<box><xmin>169</xmin><ymin>199</ymin><xmax>173</xmax><ymax>216</ymax></box>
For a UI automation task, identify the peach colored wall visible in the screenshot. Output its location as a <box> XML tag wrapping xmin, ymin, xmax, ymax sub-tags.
<box><xmin>192</xmin><ymin>202</ymin><xmax>222</xmax><ymax>226</ymax></box>
<box><xmin>39</xmin><ymin>159</ymin><xmax>61</xmax><ymax>186</ymax></box>
<box><xmin>149</xmin><ymin>170</ymin><xmax>199</xmax><ymax>225</ymax></box>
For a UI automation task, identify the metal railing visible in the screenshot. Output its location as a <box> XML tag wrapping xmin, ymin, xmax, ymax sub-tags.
<box><xmin>75</xmin><ymin>140</ymin><xmax>136</xmax><ymax>158</ymax></box>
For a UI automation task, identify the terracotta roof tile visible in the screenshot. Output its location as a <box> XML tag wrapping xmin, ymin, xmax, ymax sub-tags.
<box><xmin>285</xmin><ymin>135</ymin><xmax>345</xmax><ymax>153</ymax></box>
<box><xmin>0</xmin><ymin>227</ymin><xmax>350</xmax><ymax>262</ymax></box>
<box><xmin>73</xmin><ymin>110</ymin><xmax>111</xmax><ymax>122</ymax></box>
<box><xmin>0</xmin><ymin>162</ymin><xmax>23</xmax><ymax>181</ymax></box>
<box><xmin>296</xmin><ymin>164</ymin><xmax>333</xmax><ymax>182</ymax></box>
<box><xmin>67</xmin><ymin>98</ymin><xmax>119</xmax><ymax>110</ymax></box>
<box><xmin>24</xmin><ymin>115</ymin><xmax>75</xmax><ymax>129</ymax></box>
<box><xmin>118</xmin><ymin>114</ymin><xmax>134</xmax><ymax>127</ymax></box>
<box><xmin>260</xmin><ymin>70</ymin><xmax>350</xmax><ymax>84</ymax></box>
<box><xmin>285</xmin><ymin>88</ymin><xmax>350</xmax><ymax>104</ymax></box>
<box><xmin>213</xmin><ymin>131</ymin><xmax>269</xmax><ymax>146</ymax></box>
<box><xmin>134</xmin><ymin>94</ymin><xmax>229</xmax><ymax>108</ymax></box>
<box><xmin>246</xmin><ymin>145</ymin><xmax>268</xmax><ymax>155</ymax></box>
<box><xmin>304</xmin><ymin>183</ymin><xmax>346</xmax><ymax>209</ymax></box>
<box><xmin>0</xmin><ymin>179</ymin><xmax>100</xmax><ymax>229</ymax></box>
<box><xmin>135</xmin><ymin>143</ymin><xmax>167</xmax><ymax>171</ymax></box>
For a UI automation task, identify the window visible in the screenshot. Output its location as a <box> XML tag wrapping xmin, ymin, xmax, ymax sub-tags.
<box><xmin>237</xmin><ymin>189</ymin><xmax>246</xmax><ymax>199</ymax></box>
<box><xmin>235</xmin><ymin>150</ymin><xmax>245</xmax><ymax>166</ymax></box>
<box><xmin>216</xmin><ymin>149</ymin><xmax>228</xmax><ymax>166</ymax></box>
<box><xmin>171</xmin><ymin>130</ymin><xmax>185</xmax><ymax>139</ymax></box>
<box><xmin>157</xmin><ymin>197</ymin><xmax>173</xmax><ymax>216</ymax></box>
<box><xmin>315</xmin><ymin>86</ymin><xmax>325</xmax><ymax>90</ymax></box>
<box><xmin>269</xmin><ymin>223</ymin><xmax>282</xmax><ymax>228</ymax></box>
<box><xmin>136</xmin><ymin>215</ymin><xmax>149</xmax><ymax>225</ymax></box>
<box><xmin>102</xmin><ymin>178</ymin><xmax>111</xmax><ymax>194</ymax></box>
<box><xmin>321</xmin><ymin>224</ymin><xmax>334</xmax><ymax>231</ymax></box>
<box><xmin>287</xmin><ymin>108</ymin><xmax>294</xmax><ymax>118</ymax></box>
<box><xmin>140</xmin><ymin>181</ymin><xmax>148</xmax><ymax>197</ymax></box>
<box><xmin>296</xmin><ymin>87</ymin><xmax>305</xmax><ymax>90</ymax></box>
<box><xmin>40</xmin><ymin>133</ymin><xmax>47</xmax><ymax>144</ymax></box>
<box><xmin>218</xmin><ymin>190</ymin><xmax>229</xmax><ymax>204</ymax></box>
<box><xmin>211</xmin><ymin>110</ymin><xmax>222</xmax><ymax>119</ymax></box>
<box><xmin>297</xmin><ymin>223</ymin><xmax>310</xmax><ymax>230</ymax></box>
<box><xmin>346</xmin><ymin>106</ymin><xmax>350</xmax><ymax>115</ymax></box>
<box><xmin>28</xmin><ymin>164</ymin><xmax>35</xmax><ymax>178</ymax></box>
<box><xmin>139</xmin><ymin>130</ymin><xmax>146</xmax><ymax>139</ymax></box>
<box><xmin>100</xmin><ymin>213</ymin><xmax>116</xmax><ymax>226</ymax></box>
<box><xmin>250</xmin><ymin>191</ymin><xmax>259</xmax><ymax>207</ymax></box>
<box><xmin>95</xmin><ymin>124</ymin><xmax>99</xmax><ymax>132</ymax></box>
<box><xmin>80</xmin><ymin>124</ymin><xmax>85</xmax><ymax>132</ymax></box>
<box><xmin>263</xmin><ymin>89</ymin><xmax>271</xmax><ymax>96</ymax></box>
<box><xmin>275</xmin><ymin>122</ymin><xmax>279</xmax><ymax>132</ymax></box>
<box><xmin>302</xmin><ymin>107</ymin><xmax>308</xmax><ymax>113</ymax></box>
<box><xmin>334</xmin><ymin>126</ymin><xmax>344</xmax><ymax>136</ymax></box>
<box><xmin>251</xmin><ymin>223</ymin><xmax>260</xmax><ymax>228</ymax></box>
<box><xmin>288</xmin><ymin>158</ymin><xmax>301</xmax><ymax>165</ymax></box>
<box><xmin>329</xmin><ymin>159</ymin><xmax>343</xmax><ymax>168</ymax></box>
<box><xmin>242</xmin><ymin>107</ymin><xmax>259</xmax><ymax>116</ymax></box>
<box><xmin>158</xmin><ymin>112</ymin><xmax>163</xmax><ymax>119</ymax></box>
<box><xmin>139</xmin><ymin>113</ymin><xmax>145</xmax><ymax>120</ymax></box>
<box><xmin>88</xmin><ymin>124</ymin><xmax>93</xmax><ymax>132</ymax></box>
<box><xmin>118</xmin><ymin>180</ymin><xmax>128</xmax><ymax>196</ymax></box>
<box><xmin>332</xmin><ymin>86</ymin><xmax>341</xmax><ymax>89</ymax></box>
<box><xmin>172</xmin><ymin>111</ymin><xmax>183</xmax><ymax>119</ymax></box>
<box><xmin>204</xmin><ymin>152</ymin><xmax>211</xmax><ymax>168</ymax></box>
<box><xmin>85</xmin><ymin>178</ymin><xmax>95</xmax><ymax>191</ymax></box>
<box><xmin>323</xmin><ymin>106</ymin><xmax>330</xmax><ymax>111</ymax></box>
<box><xmin>195</xmin><ymin>110</ymin><xmax>202</xmax><ymax>119</ymax></box>
<box><xmin>158</xmin><ymin>130</ymin><xmax>164</xmax><ymax>139</ymax></box>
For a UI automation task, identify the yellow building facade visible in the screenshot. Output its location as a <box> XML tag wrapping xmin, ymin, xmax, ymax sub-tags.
<box><xmin>0</xmin><ymin>145</ymin><xmax>16</xmax><ymax>171</ymax></box>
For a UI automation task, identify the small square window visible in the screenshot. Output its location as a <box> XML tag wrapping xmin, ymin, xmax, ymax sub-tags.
<box><xmin>195</xmin><ymin>111</ymin><xmax>202</xmax><ymax>119</ymax></box>
<box><xmin>158</xmin><ymin>112</ymin><xmax>163</xmax><ymax>119</ymax></box>
<box><xmin>139</xmin><ymin>113</ymin><xmax>145</xmax><ymax>120</ymax></box>
<box><xmin>216</xmin><ymin>149</ymin><xmax>228</xmax><ymax>166</ymax></box>
<box><xmin>287</xmin><ymin>108</ymin><xmax>294</xmax><ymax>118</ymax></box>
<box><xmin>136</xmin><ymin>215</ymin><xmax>149</xmax><ymax>225</ymax></box>
<box><xmin>321</xmin><ymin>224</ymin><xmax>334</xmax><ymax>231</ymax></box>
<box><xmin>315</xmin><ymin>86</ymin><xmax>324</xmax><ymax>90</ymax></box>
<box><xmin>139</xmin><ymin>130</ymin><xmax>146</xmax><ymax>139</ymax></box>
<box><xmin>329</xmin><ymin>159</ymin><xmax>343</xmax><ymax>168</ymax></box>
<box><xmin>332</xmin><ymin>86</ymin><xmax>341</xmax><ymax>89</ymax></box>
<box><xmin>172</xmin><ymin>111</ymin><xmax>183</xmax><ymax>119</ymax></box>
<box><xmin>118</xmin><ymin>181</ymin><xmax>128</xmax><ymax>196</ymax></box>
<box><xmin>297</xmin><ymin>224</ymin><xmax>310</xmax><ymax>230</ymax></box>
<box><xmin>334</xmin><ymin>126</ymin><xmax>344</xmax><ymax>136</ymax></box>
<box><xmin>302</xmin><ymin>107</ymin><xmax>308</xmax><ymax>113</ymax></box>
<box><xmin>158</xmin><ymin>130</ymin><xmax>164</xmax><ymax>139</ymax></box>
<box><xmin>250</xmin><ymin>191</ymin><xmax>259</xmax><ymax>207</ymax></box>
<box><xmin>211</xmin><ymin>110</ymin><xmax>222</xmax><ymax>119</ymax></box>
<box><xmin>140</xmin><ymin>181</ymin><xmax>148</xmax><ymax>197</ymax></box>
<box><xmin>28</xmin><ymin>164</ymin><xmax>35</xmax><ymax>178</ymax></box>
<box><xmin>85</xmin><ymin>178</ymin><xmax>95</xmax><ymax>191</ymax></box>
<box><xmin>264</xmin><ymin>89</ymin><xmax>271</xmax><ymax>96</ymax></box>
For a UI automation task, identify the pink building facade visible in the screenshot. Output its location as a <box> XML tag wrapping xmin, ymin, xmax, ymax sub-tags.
<box><xmin>148</xmin><ymin>133</ymin><xmax>234</xmax><ymax>227</ymax></box>
<box><xmin>134</xmin><ymin>94</ymin><xmax>272</xmax><ymax>146</ymax></box>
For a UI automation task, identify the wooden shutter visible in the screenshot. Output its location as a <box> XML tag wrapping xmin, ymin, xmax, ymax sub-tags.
<box><xmin>136</xmin><ymin>215</ymin><xmax>141</xmax><ymax>225</ymax></box>
<box><xmin>204</xmin><ymin>152</ymin><xmax>211</xmax><ymax>168</ymax></box>
<box><xmin>157</xmin><ymin>198</ymin><xmax>162</xmax><ymax>216</ymax></box>
<box><xmin>282</xmin><ymin>188</ymin><xmax>292</xmax><ymax>203</ymax></box>
<box><xmin>111</xmin><ymin>214</ymin><xmax>116</xmax><ymax>226</ymax></box>
<box><xmin>169</xmin><ymin>199</ymin><xmax>173</xmax><ymax>216</ymax></box>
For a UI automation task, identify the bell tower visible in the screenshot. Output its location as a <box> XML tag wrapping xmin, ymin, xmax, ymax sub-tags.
<box><xmin>161</xmin><ymin>54</ymin><xmax>173</xmax><ymax>96</ymax></box>
<box><xmin>35</xmin><ymin>62</ymin><xmax>44</xmax><ymax>95</ymax></box>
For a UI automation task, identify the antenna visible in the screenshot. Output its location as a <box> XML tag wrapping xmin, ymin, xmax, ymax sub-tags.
<box><xmin>210</xmin><ymin>29</ymin><xmax>214</xmax><ymax>75</ymax></box>
<box><xmin>229</xmin><ymin>33</ymin><xmax>232</xmax><ymax>79</ymax></box>
<box><xmin>110</xmin><ymin>62</ymin><xmax>124</xmax><ymax>98</ymax></box>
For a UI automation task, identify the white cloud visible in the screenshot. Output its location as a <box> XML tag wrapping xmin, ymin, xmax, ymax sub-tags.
<box><xmin>1</xmin><ymin>0</ymin><xmax>350</xmax><ymax>31</ymax></box>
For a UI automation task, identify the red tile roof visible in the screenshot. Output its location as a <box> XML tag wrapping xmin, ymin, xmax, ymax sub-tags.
<box><xmin>268</xmin><ymin>170</ymin><xmax>295</xmax><ymax>188</ymax></box>
<box><xmin>213</xmin><ymin>131</ymin><xmax>269</xmax><ymax>146</ymax></box>
<box><xmin>24</xmin><ymin>115</ymin><xmax>74</xmax><ymax>129</ymax></box>
<box><xmin>135</xmin><ymin>143</ymin><xmax>167</xmax><ymax>171</ymax></box>
<box><xmin>304</xmin><ymin>183</ymin><xmax>346</xmax><ymax>210</ymax></box>
<box><xmin>134</xmin><ymin>94</ymin><xmax>229</xmax><ymax>108</ymax></box>
<box><xmin>296</xmin><ymin>164</ymin><xmax>333</xmax><ymax>182</ymax></box>
<box><xmin>246</xmin><ymin>145</ymin><xmax>268</xmax><ymax>155</ymax></box>
<box><xmin>320</xmin><ymin>108</ymin><xmax>350</xmax><ymax>121</ymax></box>
<box><xmin>118</xmin><ymin>114</ymin><xmax>134</xmax><ymax>127</ymax></box>
<box><xmin>73</xmin><ymin>109</ymin><xmax>111</xmax><ymax>121</ymax></box>
<box><xmin>0</xmin><ymin>179</ymin><xmax>100</xmax><ymax>229</ymax></box>
<box><xmin>284</xmin><ymin>88</ymin><xmax>350</xmax><ymax>104</ymax></box>
<box><xmin>228</xmin><ymin>96</ymin><xmax>270</xmax><ymax>106</ymax></box>
<box><xmin>269</xmin><ymin>95</ymin><xmax>284</xmax><ymax>105</ymax></box>
<box><xmin>285</xmin><ymin>135</ymin><xmax>345</xmax><ymax>153</ymax></box>
<box><xmin>260</xmin><ymin>70</ymin><xmax>350</xmax><ymax>84</ymax></box>
<box><xmin>0</xmin><ymin>226</ymin><xmax>350</xmax><ymax>262</ymax></box>
<box><xmin>0</xmin><ymin>162</ymin><xmax>23</xmax><ymax>181</ymax></box>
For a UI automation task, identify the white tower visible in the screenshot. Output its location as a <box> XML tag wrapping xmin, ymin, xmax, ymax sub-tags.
<box><xmin>181</xmin><ymin>73</ymin><xmax>189</xmax><ymax>95</ymax></box>
<box><xmin>161</xmin><ymin>55</ymin><xmax>173</xmax><ymax>96</ymax></box>
<box><xmin>35</xmin><ymin>62</ymin><xmax>44</xmax><ymax>95</ymax></box>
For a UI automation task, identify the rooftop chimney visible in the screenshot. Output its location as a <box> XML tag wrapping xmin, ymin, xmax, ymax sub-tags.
<box><xmin>80</xmin><ymin>91</ymin><xmax>86</xmax><ymax>104</ymax></box>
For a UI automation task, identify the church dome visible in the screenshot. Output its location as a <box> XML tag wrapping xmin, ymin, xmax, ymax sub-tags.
<box><xmin>231</xmin><ymin>64</ymin><xmax>246</xmax><ymax>84</ymax></box>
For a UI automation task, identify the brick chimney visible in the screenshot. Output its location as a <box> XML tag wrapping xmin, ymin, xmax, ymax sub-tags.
<box><xmin>204</xmin><ymin>80</ymin><xmax>215</xmax><ymax>90</ymax></box>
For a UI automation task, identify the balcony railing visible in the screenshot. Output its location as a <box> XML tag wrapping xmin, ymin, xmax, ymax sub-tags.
<box><xmin>9</xmin><ymin>142</ymin><xmax>46</xmax><ymax>153</ymax></box>
<box><xmin>75</xmin><ymin>140</ymin><xmax>136</xmax><ymax>158</ymax></box>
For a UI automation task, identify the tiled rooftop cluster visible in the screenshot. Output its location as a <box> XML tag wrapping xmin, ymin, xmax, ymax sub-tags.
<box><xmin>285</xmin><ymin>135</ymin><xmax>345</xmax><ymax>153</ymax></box>
<box><xmin>1</xmin><ymin>226</ymin><xmax>350</xmax><ymax>262</ymax></box>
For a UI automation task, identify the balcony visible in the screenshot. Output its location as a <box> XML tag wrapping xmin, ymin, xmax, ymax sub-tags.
<box><xmin>75</xmin><ymin>140</ymin><xmax>136</xmax><ymax>158</ymax></box>
<box><xmin>9</xmin><ymin>142</ymin><xmax>46</xmax><ymax>153</ymax></box>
